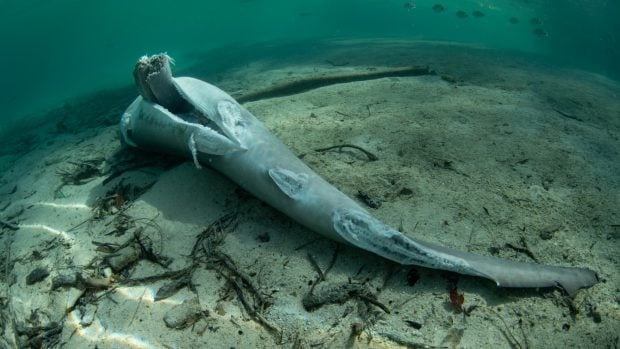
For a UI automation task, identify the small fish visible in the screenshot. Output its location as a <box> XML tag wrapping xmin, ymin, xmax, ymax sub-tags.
<box><xmin>456</xmin><ymin>10</ymin><xmax>468</xmax><ymax>18</ymax></box>
<box><xmin>404</xmin><ymin>2</ymin><xmax>415</xmax><ymax>11</ymax></box>
<box><xmin>530</xmin><ymin>17</ymin><xmax>543</xmax><ymax>25</ymax></box>
<box><xmin>432</xmin><ymin>3</ymin><xmax>445</xmax><ymax>12</ymax></box>
<box><xmin>509</xmin><ymin>17</ymin><xmax>520</xmax><ymax>24</ymax></box>
<box><xmin>472</xmin><ymin>10</ymin><xmax>485</xmax><ymax>18</ymax></box>
<box><xmin>533</xmin><ymin>27</ymin><xmax>548</xmax><ymax>37</ymax></box>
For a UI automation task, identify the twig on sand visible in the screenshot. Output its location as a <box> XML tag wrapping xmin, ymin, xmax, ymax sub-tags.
<box><xmin>0</xmin><ymin>220</ymin><xmax>18</xmax><ymax>231</ymax></box>
<box><xmin>314</xmin><ymin>144</ymin><xmax>378</xmax><ymax>161</ymax></box>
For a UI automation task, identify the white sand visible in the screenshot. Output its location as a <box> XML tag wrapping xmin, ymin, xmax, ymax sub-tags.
<box><xmin>1</xmin><ymin>40</ymin><xmax>618</xmax><ymax>348</ymax></box>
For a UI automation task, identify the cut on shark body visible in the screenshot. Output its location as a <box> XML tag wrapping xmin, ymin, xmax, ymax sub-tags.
<box><xmin>121</xmin><ymin>54</ymin><xmax>598</xmax><ymax>297</ymax></box>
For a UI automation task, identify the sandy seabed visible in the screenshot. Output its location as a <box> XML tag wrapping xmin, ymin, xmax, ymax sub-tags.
<box><xmin>0</xmin><ymin>40</ymin><xmax>619</xmax><ymax>348</ymax></box>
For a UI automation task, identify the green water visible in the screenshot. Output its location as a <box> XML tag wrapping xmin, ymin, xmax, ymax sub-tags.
<box><xmin>0</xmin><ymin>0</ymin><xmax>618</xmax><ymax>129</ymax></box>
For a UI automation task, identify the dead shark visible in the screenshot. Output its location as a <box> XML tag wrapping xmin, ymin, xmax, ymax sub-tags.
<box><xmin>121</xmin><ymin>54</ymin><xmax>598</xmax><ymax>296</ymax></box>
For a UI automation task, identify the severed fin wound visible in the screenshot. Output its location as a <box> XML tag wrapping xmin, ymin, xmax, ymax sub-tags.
<box><xmin>188</xmin><ymin>133</ymin><xmax>202</xmax><ymax>169</ymax></box>
<box><xmin>173</xmin><ymin>77</ymin><xmax>245</xmax><ymax>147</ymax></box>
<box><xmin>332</xmin><ymin>208</ymin><xmax>474</xmax><ymax>273</ymax></box>
<box><xmin>191</xmin><ymin>126</ymin><xmax>246</xmax><ymax>157</ymax></box>
<box><xmin>268</xmin><ymin>168</ymin><xmax>309</xmax><ymax>200</ymax></box>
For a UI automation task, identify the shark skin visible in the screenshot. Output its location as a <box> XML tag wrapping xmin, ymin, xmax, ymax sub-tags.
<box><xmin>120</xmin><ymin>54</ymin><xmax>598</xmax><ymax>297</ymax></box>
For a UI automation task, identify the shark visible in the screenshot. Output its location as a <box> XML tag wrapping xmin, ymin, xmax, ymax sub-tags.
<box><xmin>120</xmin><ymin>53</ymin><xmax>598</xmax><ymax>297</ymax></box>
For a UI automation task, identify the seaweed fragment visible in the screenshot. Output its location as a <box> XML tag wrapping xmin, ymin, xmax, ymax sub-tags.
<box><xmin>54</xmin><ymin>157</ymin><xmax>104</xmax><ymax>197</ymax></box>
<box><xmin>92</xmin><ymin>180</ymin><xmax>155</xmax><ymax>218</ymax></box>
<box><xmin>56</xmin><ymin>158</ymin><xmax>103</xmax><ymax>185</ymax></box>
<box><xmin>449</xmin><ymin>287</ymin><xmax>465</xmax><ymax>313</ymax></box>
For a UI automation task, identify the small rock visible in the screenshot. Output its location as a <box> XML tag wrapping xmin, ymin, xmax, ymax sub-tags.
<box><xmin>163</xmin><ymin>297</ymin><xmax>206</xmax><ymax>329</ymax></box>
<box><xmin>78</xmin><ymin>303</ymin><xmax>97</xmax><ymax>326</ymax></box>
<box><xmin>356</xmin><ymin>191</ymin><xmax>382</xmax><ymax>209</ymax></box>
<box><xmin>65</xmin><ymin>288</ymin><xmax>86</xmax><ymax>312</ymax></box>
<box><xmin>105</xmin><ymin>244</ymin><xmax>140</xmax><ymax>272</ymax></box>
<box><xmin>26</xmin><ymin>267</ymin><xmax>49</xmax><ymax>285</ymax></box>
<box><xmin>398</xmin><ymin>187</ymin><xmax>413</xmax><ymax>196</ymax></box>
<box><xmin>52</xmin><ymin>273</ymin><xmax>79</xmax><ymax>290</ymax></box>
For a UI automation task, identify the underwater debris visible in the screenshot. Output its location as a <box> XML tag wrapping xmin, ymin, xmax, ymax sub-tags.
<box><xmin>116</xmin><ymin>213</ymin><xmax>137</xmax><ymax>235</ymax></box>
<box><xmin>509</xmin><ymin>17</ymin><xmax>520</xmax><ymax>24</ymax></box>
<box><xmin>533</xmin><ymin>27</ymin><xmax>548</xmax><ymax>37</ymax></box>
<box><xmin>449</xmin><ymin>286</ymin><xmax>465</xmax><ymax>313</ymax></box>
<box><xmin>135</xmin><ymin>224</ymin><xmax>172</xmax><ymax>268</ymax></box>
<box><xmin>104</xmin><ymin>243</ymin><xmax>140</xmax><ymax>272</ymax></box>
<box><xmin>0</xmin><ymin>219</ymin><xmax>18</xmax><ymax>231</ymax></box>
<box><xmin>472</xmin><ymin>10</ymin><xmax>485</xmax><ymax>18</ymax></box>
<box><xmin>236</xmin><ymin>66</ymin><xmax>433</xmax><ymax>103</ymax></box>
<box><xmin>314</xmin><ymin>144</ymin><xmax>378</xmax><ymax>161</ymax></box>
<box><xmin>98</xmin><ymin>218</ymin><xmax>171</xmax><ymax>274</ymax></box>
<box><xmin>432</xmin><ymin>3</ymin><xmax>445</xmax><ymax>12</ymax></box>
<box><xmin>17</xmin><ymin>322</ymin><xmax>63</xmax><ymax>349</ymax></box>
<box><xmin>92</xmin><ymin>180</ymin><xmax>155</xmax><ymax>218</ymax></box>
<box><xmin>56</xmin><ymin>159</ymin><xmax>103</xmax><ymax>185</ymax></box>
<box><xmin>443</xmin><ymin>273</ymin><xmax>464</xmax><ymax>313</ymax></box>
<box><xmin>482</xmin><ymin>307</ymin><xmax>527</xmax><ymax>348</ymax></box>
<box><xmin>505</xmin><ymin>237</ymin><xmax>539</xmax><ymax>262</ymax></box>
<box><xmin>155</xmin><ymin>273</ymin><xmax>192</xmax><ymax>301</ymax></box>
<box><xmin>50</xmin><ymin>271</ymin><xmax>114</xmax><ymax>291</ymax></box>
<box><xmin>303</xmin><ymin>281</ymin><xmax>390</xmax><ymax>314</ymax></box>
<box><xmin>55</xmin><ymin>157</ymin><xmax>104</xmax><ymax>197</ymax></box>
<box><xmin>51</xmin><ymin>273</ymin><xmax>80</xmax><ymax>290</ymax></box>
<box><xmin>189</xmin><ymin>213</ymin><xmax>282</xmax><ymax>341</ymax></box>
<box><xmin>404</xmin><ymin>319</ymin><xmax>423</xmax><ymax>329</ymax></box>
<box><xmin>456</xmin><ymin>10</ymin><xmax>468</xmax><ymax>18</ymax></box>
